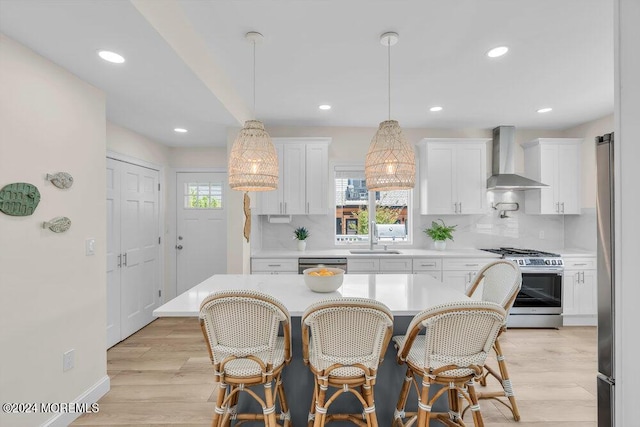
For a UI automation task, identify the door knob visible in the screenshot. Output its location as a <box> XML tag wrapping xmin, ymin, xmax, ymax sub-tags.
<box><xmin>175</xmin><ymin>245</ymin><xmax>183</xmax><ymax>250</ymax></box>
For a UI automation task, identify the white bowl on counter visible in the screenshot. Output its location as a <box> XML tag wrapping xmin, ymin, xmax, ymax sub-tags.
<box><xmin>302</xmin><ymin>267</ymin><xmax>344</xmax><ymax>293</ymax></box>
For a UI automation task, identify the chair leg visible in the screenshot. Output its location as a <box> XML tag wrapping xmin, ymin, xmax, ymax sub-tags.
<box><xmin>313</xmin><ymin>377</ymin><xmax>328</xmax><ymax>427</ymax></box>
<box><xmin>211</xmin><ymin>382</ymin><xmax>227</xmax><ymax>427</ymax></box>
<box><xmin>447</xmin><ymin>382</ymin><xmax>461</xmax><ymax>423</ymax></box>
<box><xmin>263</xmin><ymin>380</ymin><xmax>278</xmax><ymax>427</ymax></box>
<box><xmin>394</xmin><ymin>369</ymin><xmax>412</xmax><ymax>426</ymax></box>
<box><xmin>276</xmin><ymin>375</ymin><xmax>291</xmax><ymax>427</ymax></box>
<box><xmin>466</xmin><ymin>380</ymin><xmax>484</xmax><ymax>427</ymax></box>
<box><xmin>416</xmin><ymin>375</ymin><xmax>432</xmax><ymax>427</ymax></box>
<box><xmin>493</xmin><ymin>338</ymin><xmax>521</xmax><ymax>421</ymax></box>
<box><xmin>361</xmin><ymin>382</ymin><xmax>379</xmax><ymax>427</ymax></box>
<box><xmin>308</xmin><ymin>377</ymin><xmax>318</xmax><ymax>427</ymax></box>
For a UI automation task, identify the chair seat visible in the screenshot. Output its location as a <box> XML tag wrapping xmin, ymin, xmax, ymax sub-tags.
<box><xmin>392</xmin><ymin>335</ymin><xmax>487</xmax><ymax>378</ymax></box>
<box><xmin>216</xmin><ymin>337</ymin><xmax>286</xmax><ymax>377</ymax></box>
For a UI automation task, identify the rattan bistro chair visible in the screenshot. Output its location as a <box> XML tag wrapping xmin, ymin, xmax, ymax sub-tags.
<box><xmin>392</xmin><ymin>300</ymin><xmax>506</xmax><ymax>427</ymax></box>
<box><xmin>199</xmin><ymin>290</ymin><xmax>292</xmax><ymax>427</ymax></box>
<box><xmin>302</xmin><ymin>297</ymin><xmax>394</xmax><ymax>427</ymax></box>
<box><xmin>466</xmin><ymin>259</ymin><xmax>523</xmax><ymax>421</ymax></box>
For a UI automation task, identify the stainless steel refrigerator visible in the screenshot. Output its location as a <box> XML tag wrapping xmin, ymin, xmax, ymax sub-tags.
<box><xmin>596</xmin><ymin>132</ymin><xmax>615</xmax><ymax>427</ymax></box>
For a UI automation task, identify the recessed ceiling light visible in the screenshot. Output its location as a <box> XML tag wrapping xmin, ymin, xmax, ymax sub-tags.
<box><xmin>97</xmin><ymin>50</ymin><xmax>125</xmax><ymax>64</ymax></box>
<box><xmin>429</xmin><ymin>106</ymin><xmax>443</xmax><ymax>112</ymax></box>
<box><xmin>537</xmin><ymin>107</ymin><xmax>553</xmax><ymax>113</ymax></box>
<box><xmin>487</xmin><ymin>46</ymin><xmax>509</xmax><ymax>58</ymax></box>
<box><xmin>174</xmin><ymin>128</ymin><xmax>188</xmax><ymax>133</ymax></box>
<box><xmin>319</xmin><ymin>104</ymin><xmax>332</xmax><ymax>110</ymax></box>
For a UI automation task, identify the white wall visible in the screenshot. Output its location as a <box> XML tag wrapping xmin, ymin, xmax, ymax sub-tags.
<box><xmin>615</xmin><ymin>0</ymin><xmax>640</xmax><ymax>424</ymax></box>
<box><xmin>0</xmin><ymin>35</ymin><xmax>108</xmax><ymax>426</ymax></box>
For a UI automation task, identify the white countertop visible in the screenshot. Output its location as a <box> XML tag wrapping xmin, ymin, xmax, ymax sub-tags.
<box><xmin>153</xmin><ymin>274</ymin><xmax>471</xmax><ymax>317</ymax></box>
<box><xmin>553</xmin><ymin>248</ymin><xmax>596</xmax><ymax>257</ymax></box>
<box><xmin>252</xmin><ymin>248</ymin><xmax>500</xmax><ymax>259</ymax></box>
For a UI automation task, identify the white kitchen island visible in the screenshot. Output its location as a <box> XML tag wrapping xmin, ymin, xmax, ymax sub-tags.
<box><xmin>154</xmin><ymin>274</ymin><xmax>472</xmax><ymax>425</ymax></box>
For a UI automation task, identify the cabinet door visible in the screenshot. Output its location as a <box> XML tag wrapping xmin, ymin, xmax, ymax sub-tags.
<box><xmin>282</xmin><ymin>144</ymin><xmax>306</xmax><ymax>215</ymax></box>
<box><xmin>557</xmin><ymin>143</ymin><xmax>581</xmax><ymax>214</ymax></box>
<box><xmin>251</xmin><ymin>258</ymin><xmax>298</xmax><ymax>274</ymax></box>
<box><xmin>539</xmin><ymin>145</ymin><xmax>560</xmax><ymax>214</ymax></box>
<box><xmin>257</xmin><ymin>144</ymin><xmax>285</xmax><ymax>215</ymax></box>
<box><xmin>562</xmin><ymin>270</ymin><xmax>579</xmax><ymax>315</ymax></box>
<box><xmin>347</xmin><ymin>258</ymin><xmax>380</xmax><ymax>273</ymax></box>
<box><xmin>456</xmin><ymin>144</ymin><xmax>487</xmax><ymax>214</ymax></box>
<box><xmin>305</xmin><ymin>143</ymin><xmax>329</xmax><ymax>214</ymax></box>
<box><xmin>425</xmin><ymin>144</ymin><xmax>456</xmax><ymax>214</ymax></box>
<box><xmin>578</xmin><ymin>270</ymin><xmax>597</xmax><ymax>315</ymax></box>
<box><xmin>380</xmin><ymin>258</ymin><xmax>413</xmax><ymax>273</ymax></box>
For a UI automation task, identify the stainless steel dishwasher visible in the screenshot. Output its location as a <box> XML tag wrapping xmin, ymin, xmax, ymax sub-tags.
<box><xmin>298</xmin><ymin>258</ymin><xmax>348</xmax><ymax>274</ymax></box>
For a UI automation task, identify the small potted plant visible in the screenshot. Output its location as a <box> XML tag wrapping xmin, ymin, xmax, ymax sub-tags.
<box><xmin>293</xmin><ymin>226</ymin><xmax>310</xmax><ymax>251</ymax></box>
<box><xmin>423</xmin><ymin>219</ymin><xmax>456</xmax><ymax>251</ymax></box>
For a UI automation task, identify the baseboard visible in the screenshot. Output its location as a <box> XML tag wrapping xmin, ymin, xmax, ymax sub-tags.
<box><xmin>563</xmin><ymin>315</ymin><xmax>597</xmax><ymax>326</ymax></box>
<box><xmin>41</xmin><ymin>375</ymin><xmax>110</xmax><ymax>427</ymax></box>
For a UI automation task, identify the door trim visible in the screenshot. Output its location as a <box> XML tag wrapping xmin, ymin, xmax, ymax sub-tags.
<box><xmin>168</xmin><ymin>167</ymin><xmax>226</xmax><ymax>300</ymax></box>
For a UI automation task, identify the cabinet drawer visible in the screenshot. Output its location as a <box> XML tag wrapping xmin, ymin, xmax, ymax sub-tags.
<box><xmin>563</xmin><ymin>257</ymin><xmax>596</xmax><ymax>270</ymax></box>
<box><xmin>442</xmin><ymin>258</ymin><xmax>491</xmax><ymax>271</ymax></box>
<box><xmin>380</xmin><ymin>258</ymin><xmax>413</xmax><ymax>272</ymax></box>
<box><xmin>412</xmin><ymin>258</ymin><xmax>442</xmax><ymax>272</ymax></box>
<box><xmin>251</xmin><ymin>258</ymin><xmax>298</xmax><ymax>273</ymax></box>
<box><xmin>347</xmin><ymin>258</ymin><xmax>380</xmax><ymax>273</ymax></box>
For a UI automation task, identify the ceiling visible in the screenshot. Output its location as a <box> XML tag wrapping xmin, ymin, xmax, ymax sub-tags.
<box><xmin>0</xmin><ymin>0</ymin><xmax>613</xmax><ymax>148</ymax></box>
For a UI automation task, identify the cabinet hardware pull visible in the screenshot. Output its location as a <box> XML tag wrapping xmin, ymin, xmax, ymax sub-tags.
<box><xmin>117</xmin><ymin>254</ymin><xmax>122</xmax><ymax>267</ymax></box>
<box><xmin>420</xmin><ymin>263</ymin><xmax>436</xmax><ymax>267</ymax></box>
<box><xmin>555</xmin><ymin>202</ymin><xmax>559</xmax><ymax>213</ymax></box>
<box><xmin>581</xmin><ymin>271</ymin><xmax>585</xmax><ymax>283</ymax></box>
<box><xmin>459</xmin><ymin>202</ymin><xmax>462</xmax><ymax>213</ymax></box>
<box><xmin>268</xmin><ymin>264</ymin><xmax>281</xmax><ymax>267</ymax></box>
<box><xmin>561</xmin><ymin>202</ymin><xmax>565</xmax><ymax>213</ymax></box>
<box><xmin>453</xmin><ymin>203</ymin><xmax>457</xmax><ymax>213</ymax></box>
<box><xmin>123</xmin><ymin>253</ymin><xmax>128</xmax><ymax>266</ymax></box>
<box><xmin>465</xmin><ymin>263</ymin><xmax>479</xmax><ymax>267</ymax></box>
<box><xmin>573</xmin><ymin>263</ymin><xmax>588</xmax><ymax>266</ymax></box>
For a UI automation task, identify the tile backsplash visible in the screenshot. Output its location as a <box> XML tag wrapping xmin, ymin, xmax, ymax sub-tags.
<box><xmin>255</xmin><ymin>192</ymin><xmax>595</xmax><ymax>253</ymax></box>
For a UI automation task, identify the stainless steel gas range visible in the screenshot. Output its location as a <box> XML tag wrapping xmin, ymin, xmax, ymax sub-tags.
<box><xmin>481</xmin><ymin>248</ymin><xmax>563</xmax><ymax>328</ymax></box>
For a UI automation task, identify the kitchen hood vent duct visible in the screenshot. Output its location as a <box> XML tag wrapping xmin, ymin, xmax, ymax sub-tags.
<box><xmin>487</xmin><ymin>126</ymin><xmax>548</xmax><ymax>190</ymax></box>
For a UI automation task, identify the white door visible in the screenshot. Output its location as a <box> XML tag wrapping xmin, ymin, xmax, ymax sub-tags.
<box><xmin>176</xmin><ymin>172</ymin><xmax>227</xmax><ymax>295</ymax></box>
<box><xmin>106</xmin><ymin>160</ymin><xmax>122</xmax><ymax>348</ymax></box>
<box><xmin>106</xmin><ymin>158</ymin><xmax>161</xmax><ymax>348</ymax></box>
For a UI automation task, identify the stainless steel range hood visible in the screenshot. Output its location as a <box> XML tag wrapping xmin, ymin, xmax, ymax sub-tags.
<box><xmin>487</xmin><ymin>126</ymin><xmax>548</xmax><ymax>190</ymax></box>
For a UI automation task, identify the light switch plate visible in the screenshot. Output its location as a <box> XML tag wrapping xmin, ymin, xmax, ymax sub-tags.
<box><xmin>86</xmin><ymin>238</ymin><xmax>96</xmax><ymax>256</ymax></box>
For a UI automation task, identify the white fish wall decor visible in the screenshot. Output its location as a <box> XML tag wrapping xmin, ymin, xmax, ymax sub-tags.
<box><xmin>46</xmin><ymin>172</ymin><xmax>74</xmax><ymax>189</ymax></box>
<box><xmin>43</xmin><ymin>216</ymin><xmax>71</xmax><ymax>233</ymax></box>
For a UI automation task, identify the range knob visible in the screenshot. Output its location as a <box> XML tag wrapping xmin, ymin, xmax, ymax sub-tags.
<box><xmin>545</xmin><ymin>260</ymin><xmax>551</xmax><ymax>265</ymax></box>
<box><xmin>551</xmin><ymin>260</ymin><xmax>557</xmax><ymax>265</ymax></box>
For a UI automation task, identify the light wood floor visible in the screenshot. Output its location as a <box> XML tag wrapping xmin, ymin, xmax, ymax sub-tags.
<box><xmin>73</xmin><ymin>318</ymin><xmax>597</xmax><ymax>426</ymax></box>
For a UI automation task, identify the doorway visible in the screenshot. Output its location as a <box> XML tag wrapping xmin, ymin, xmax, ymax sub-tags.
<box><xmin>175</xmin><ymin>172</ymin><xmax>227</xmax><ymax>295</ymax></box>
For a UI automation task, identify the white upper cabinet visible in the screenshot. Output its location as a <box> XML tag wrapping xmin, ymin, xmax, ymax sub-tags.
<box><xmin>256</xmin><ymin>138</ymin><xmax>330</xmax><ymax>215</ymax></box>
<box><xmin>417</xmin><ymin>139</ymin><xmax>489</xmax><ymax>215</ymax></box>
<box><xmin>521</xmin><ymin>138</ymin><xmax>582</xmax><ymax>215</ymax></box>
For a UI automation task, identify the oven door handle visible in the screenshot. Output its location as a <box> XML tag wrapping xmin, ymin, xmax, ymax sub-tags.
<box><xmin>521</xmin><ymin>268</ymin><xmax>564</xmax><ymax>274</ymax></box>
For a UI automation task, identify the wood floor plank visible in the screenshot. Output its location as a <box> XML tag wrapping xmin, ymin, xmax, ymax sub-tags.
<box><xmin>72</xmin><ymin>319</ymin><xmax>597</xmax><ymax>426</ymax></box>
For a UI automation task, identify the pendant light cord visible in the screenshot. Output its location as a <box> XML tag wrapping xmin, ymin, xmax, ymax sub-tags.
<box><xmin>388</xmin><ymin>39</ymin><xmax>391</xmax><ymax>120</ymax></box>
<box><xmin>252</xmin><ymin>39</ymin><xmax>256</xmax><ymax>119</ymax></box>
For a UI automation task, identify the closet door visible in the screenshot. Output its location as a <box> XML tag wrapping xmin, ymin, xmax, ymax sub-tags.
<box><xmin>107</xmin><ymin>158</ymin><xmax>161</xmax><ymax>348</ymax></box>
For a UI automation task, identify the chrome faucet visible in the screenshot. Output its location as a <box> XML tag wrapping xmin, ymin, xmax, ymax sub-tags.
<box><xmin>369</xmin><ymin>220</ymin><xmax>377</xmax><ymax>250</ymax></box>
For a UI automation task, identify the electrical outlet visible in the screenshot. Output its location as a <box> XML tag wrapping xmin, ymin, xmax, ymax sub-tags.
<box><xmin>539</xmin><ymin>230</ymin><xmax>545</xmax><ymax>239</ymax></box>
<box><xmin>63</xmin><ymin>349</ymin><xmax>75</xmax><ymax>371</ymax></box>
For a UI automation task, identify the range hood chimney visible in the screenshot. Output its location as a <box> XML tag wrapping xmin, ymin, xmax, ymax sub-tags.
<box><xmin>486</xmin><ymin>126</ymin><xmax>548</xmax><ymax>190</ymax></box>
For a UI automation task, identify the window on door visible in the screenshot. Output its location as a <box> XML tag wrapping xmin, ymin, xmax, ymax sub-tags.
<box><xmin>184</xmin><ymin>182</ymin><xmax>223</xmax><ymax>209</ymax></box>
<box><xmin>334</xmin><ymin>167</ymin><xmax>412</xmax><ymax>245</ymax></box>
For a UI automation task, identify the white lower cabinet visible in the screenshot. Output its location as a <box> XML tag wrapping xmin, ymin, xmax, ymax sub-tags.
<box><xmin>380</xmin><ymin>258</ymin><xmax>413</xmax><ymax>273</ymax></box>
<box><xmin>442</xmin><ymin>258</ymin><xmax>489</xmax><ymax>294</ymax></box>
<box><xmin>562</xmin><ymin>257</ymin><xmax>597</xmax><ymax>326</ymax></box>
<box><xmin>251</xmin><ymin>258</ymin><xmax>298</xmax><ymax>274</ymax></box>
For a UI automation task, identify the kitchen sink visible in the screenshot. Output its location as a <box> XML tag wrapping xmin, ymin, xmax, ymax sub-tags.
<box><xmin>349</xmin><ymin>249</ymin><xmax>402</xmax><ymax>255</ymax></box>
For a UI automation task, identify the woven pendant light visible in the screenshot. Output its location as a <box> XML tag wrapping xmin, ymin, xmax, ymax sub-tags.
<box><xmin>228</xmin><ymin>32</ymin><xmax>279</xmax><ymax>192</ymax></box>
<box><xmin>365</xmin><ymin>32</ymin><xmax>415</xmax><ymax>191</ymax></box>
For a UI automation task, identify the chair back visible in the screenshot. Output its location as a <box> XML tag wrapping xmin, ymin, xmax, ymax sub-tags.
<box><xmin>398</xmin><ymin>300</ymin><xmax>505</xmax><ymax>377</ymax></box>
<box><xmin>302</xmin><ymin>297</ymin><xmax>393</xmax><ymax>371</ymax></box>
<box><xmin>466</xmin><ymin>260</ymin><xmax>522</xmax><ymax>313</ymax></box>
<box><xmin>199</xmin><ymin>290</ymin><xmax>291</xmax><ymax>366</ymax></box>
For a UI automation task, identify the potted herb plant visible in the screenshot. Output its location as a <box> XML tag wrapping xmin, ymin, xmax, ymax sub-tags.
<box><xmin>423</xmin><ymin>219</ymin><xmax>457</xmax><ymax>251</ymax></box>
<box><xmin>293</xmin><ymin>226</ymin><xmax>310</xmax><ymax>251</ymax></box>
